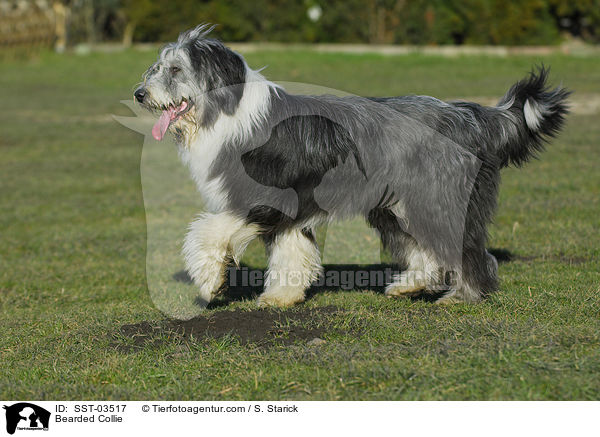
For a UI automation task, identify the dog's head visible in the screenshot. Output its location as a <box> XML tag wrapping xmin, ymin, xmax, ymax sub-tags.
<box><xmin>134</xmin><ymin>24</ymin><xmax>246</xmax><ymax>141</ymax></box>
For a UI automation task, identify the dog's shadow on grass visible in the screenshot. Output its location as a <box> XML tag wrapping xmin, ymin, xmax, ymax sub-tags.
<box><xmin>488</xmin><ymin>248</ymin><xmax>514</xmax><ymax>263</ymax></box>
<box><xmin>173</xmin><ymin>248</ymin><xmax>515</xmax><ymax>309</ymax></box>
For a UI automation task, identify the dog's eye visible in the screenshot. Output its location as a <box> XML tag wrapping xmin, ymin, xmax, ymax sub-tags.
<box><xmin>170</xmin><ymin>66</ymin><xmax>181</xmax><ymax>75</ymax></box>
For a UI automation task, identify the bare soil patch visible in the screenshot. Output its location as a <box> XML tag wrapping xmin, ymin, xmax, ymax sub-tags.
<box><xmin>114</xmin><ymin>306</ymin><xmax>340</xmax><ymax>352</ymax></box>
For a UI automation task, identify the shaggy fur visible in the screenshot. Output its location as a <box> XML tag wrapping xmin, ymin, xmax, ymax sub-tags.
<box><xmin>134</xmin><ymin>24</ymin><xmax>570</xmax><ymax>307</ymax></box>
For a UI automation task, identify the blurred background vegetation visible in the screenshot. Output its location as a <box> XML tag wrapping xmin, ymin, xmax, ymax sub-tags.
<box><xmin>1</xmin><ymin>0</ymin><xmax>599</xmax><ymax>53</ymax></box>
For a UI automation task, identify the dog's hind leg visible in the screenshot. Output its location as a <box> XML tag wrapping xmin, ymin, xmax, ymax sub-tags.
<box><xmin>436</xmin><ymin>249</ymin><xmax>498</xmax><ymax>304</ymax></box>
<box><xmin>384</xmin><ymin>243</ymin><xmax>442</xmax><ymax>297</ymax></box>
<box><xmin>367</xmin><ymin>207</ymin><xmax>438</xmax><ymax>297</ymax></box>
<box><xmin>436</xmin><ymin>172</ymin><xmax>500</xmax><ymax>304</ymax></box>
<box><xmin>183</xmin><ymin>212</ymin><xmax>260</xmax><ymax>305</ymax></box>
<box><xmin>257</xmin><ymin>227</ymin><xmax>322</xmax><ymax>308</ymax></box>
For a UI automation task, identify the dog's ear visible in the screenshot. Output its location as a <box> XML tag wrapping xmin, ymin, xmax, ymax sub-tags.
<box><xmin>204</xmin><ymin>46</ymin><xmax>246</xmax><ymax>115</ymax></box>
<box><xmin>185</xmin><ymin>34</ymin><xmax>246</xmax><ymax>117</ymax></box>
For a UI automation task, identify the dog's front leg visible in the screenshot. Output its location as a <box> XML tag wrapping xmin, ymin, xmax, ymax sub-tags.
<box><xmin>183</xmin><ymin>212</ymin><xmax>258</xmax><ymax>305</ymax></box>
<box><xmin>257</xmin><ymin>228</ymin><xmax>322</xmax><ymax>308</ymax></box>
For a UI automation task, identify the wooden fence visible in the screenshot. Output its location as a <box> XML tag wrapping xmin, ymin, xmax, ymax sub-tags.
<box><xmin>0</xmin><ymin>0</ymin><xmax>56</xmax><ymax>57</ymax></box>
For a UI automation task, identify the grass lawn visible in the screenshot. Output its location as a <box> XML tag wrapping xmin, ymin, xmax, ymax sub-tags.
<box><xmin>1</xmin><ymin>48</ymin><xmax>599</xmax><ymax>400</ymax></box>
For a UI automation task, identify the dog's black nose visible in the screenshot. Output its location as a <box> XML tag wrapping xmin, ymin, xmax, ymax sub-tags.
<box><xmin>134</xmin><ymin>88</ymin><xmax>146</xmax><ymax>103</ymax></box>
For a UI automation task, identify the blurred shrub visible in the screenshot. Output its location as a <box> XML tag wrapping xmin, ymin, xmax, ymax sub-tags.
<box><xmin>405</xmin><ymin>0</ymin><xmax>561</xmax><ymax>45</ymax></box>
<box><xmin>548</xmin><ymin>0</ymin><xmax>600</xmax><ymax>42</ymax></box>
<box><xmin>118</xmin><ymin>0</ymin><xmax>600</xmax><ymax>45</ymax></box>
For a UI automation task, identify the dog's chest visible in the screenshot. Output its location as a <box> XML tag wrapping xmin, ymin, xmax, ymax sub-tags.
<box><xmin>178</xmin><ymin>135</ymin><xmax>228</xmax><ymax>213</ymax></box>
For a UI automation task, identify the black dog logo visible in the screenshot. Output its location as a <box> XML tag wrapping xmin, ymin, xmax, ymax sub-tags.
<box><xmin>3</xmin><ymin>403</ymin><xmax>50</xmax><ymax>435</ymax></box>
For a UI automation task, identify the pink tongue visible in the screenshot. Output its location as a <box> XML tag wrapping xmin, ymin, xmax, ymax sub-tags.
<box><xmin>152</xmin><ymin>108</ymin><xmax>175</xmax><ymax>141</ymax></box>
<box><xmin>151</xmin><ymin>101</ymin><xmax>188</xmax><ymax>141</ymax></box>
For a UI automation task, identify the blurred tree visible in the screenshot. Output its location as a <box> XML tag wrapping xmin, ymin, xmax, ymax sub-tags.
<box><xmin>316</xmin><ymin>0</ymin><xmax>370</xmax><ymax>42</ymax></box>
<box><xmin>51</xmin><ymin>0</ymin><xmax>599</xmax><ymax>45</ymax></box>
<box><xmin>383</xmin><ymin>0</ymin><xmax>560</xmax><ymax>45</ymax></box>
<box><xmin>548</xmin><ymin>0</ymin><xmax>600</xmax><ymax>42</ymax></box>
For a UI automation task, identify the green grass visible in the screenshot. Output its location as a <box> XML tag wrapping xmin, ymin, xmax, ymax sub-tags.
<box><xmin>1</xmin><ymin>48</ymin><xmax>599</xmax><ymax>400</ymax></box>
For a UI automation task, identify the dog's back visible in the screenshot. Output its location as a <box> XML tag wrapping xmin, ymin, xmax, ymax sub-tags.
<box><xmin>367</xmin><ymin>66</ymin><xmax>569</xmax><ymax>170</ymax></box>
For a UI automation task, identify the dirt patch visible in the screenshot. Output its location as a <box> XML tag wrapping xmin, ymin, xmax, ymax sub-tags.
<box><xmin>114</xmin><ymin>306</ymin><xmax>340</xmax><ymax>352</ymax></box>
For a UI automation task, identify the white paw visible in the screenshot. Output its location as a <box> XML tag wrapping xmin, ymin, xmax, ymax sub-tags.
<box><xmin>187</xmin><ymin>265</ymin><xmax>227</xmax><ymax>305</ymax></box>
<box><xmin>435</xmin><ymin>287</ymin><xmax>483</xmax><ymax>304</ymax></box>
<box><xmin>257</xmin><ymin>286</ymin><xmax>305</xmax><ymax>308</ymax></box>
<box><xmin>434</xmin><ymin>295</ymin><xmax>463</xmax><ymax>305</ymax></box>
<box><xmin>384</xmin><ymin>282</ymin><xmax>426</xmax><ymax>297</ymax></box>
<box><xmin>196</xmin><ymin>278</ymin><xmax>223</xmax><ymax>303</ymax></box>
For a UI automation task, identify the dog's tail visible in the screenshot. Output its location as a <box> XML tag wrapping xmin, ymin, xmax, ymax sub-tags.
<box><xmin>495</xmin><ymin>66</ymin><xmax>570</xmax><ymax>168</ymax></box>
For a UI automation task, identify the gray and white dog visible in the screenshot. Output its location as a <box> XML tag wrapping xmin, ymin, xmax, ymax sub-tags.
<box><xmin>134</xmin><ymin>24</ymin><xmax>569</xmax><ymax>307</ymax></box>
